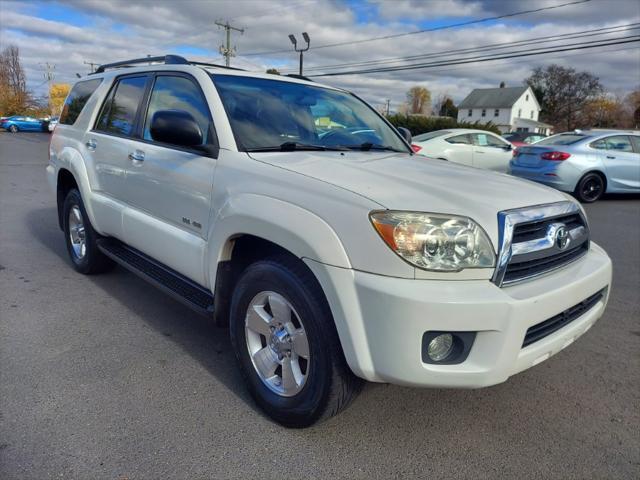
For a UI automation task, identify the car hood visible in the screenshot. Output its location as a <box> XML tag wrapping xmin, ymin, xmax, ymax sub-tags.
<box><xmin>249</xmin><ymin>151</ymin><xmax>569</xmax><ymax>244</ymax></box>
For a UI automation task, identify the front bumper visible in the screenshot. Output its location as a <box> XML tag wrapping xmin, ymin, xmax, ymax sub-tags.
<box><xmin>306</xmin><ymin>242</ymin><xmax>611</xmax><ymax>388</ymax></box>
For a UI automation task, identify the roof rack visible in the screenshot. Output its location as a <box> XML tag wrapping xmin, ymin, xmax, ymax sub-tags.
<box><xmin>92</xmin><ymin>54</ymin><xmax>245</xmax><ymax>74</ymax></box>
<box><xmin>286</xmin><ymin>73</ymin><xmax>314</xmax><ymax>82</ymax></box>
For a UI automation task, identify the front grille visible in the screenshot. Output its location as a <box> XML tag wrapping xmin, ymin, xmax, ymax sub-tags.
<box><xmin>523</xmin><ymin>289</ymin><xmax>605</xmax><ymax>347</ymax></box>
<box><xmin>512</xmin><ymin>213</ymin><xmax>583</xmax><ymax>243</ymax></box>
<box><xmin>494</xmin><ymin>203</ymin><xmax>590</xmax><ymax>286</ymax></box>
<box><xmin>503</xmin><ymin>242</ymin><xmax>588</xmax><ymax>284</ymax></box>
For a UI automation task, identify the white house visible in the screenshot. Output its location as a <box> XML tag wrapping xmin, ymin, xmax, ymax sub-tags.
<box><xmin>457</xmin><ymin>84</ymin><xmax>552</xmax><ymax>134</ymax></box>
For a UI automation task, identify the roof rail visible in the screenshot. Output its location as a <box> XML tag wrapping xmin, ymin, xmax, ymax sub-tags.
<box><xmin>286</xmin><ymin>73</ymin><xmax>314</xmax><ymax>82</ymax></box>
<box><xmin>92</xmin><ymin>55</ymin><xmax>247</xmax><ymax>74</ymax></box>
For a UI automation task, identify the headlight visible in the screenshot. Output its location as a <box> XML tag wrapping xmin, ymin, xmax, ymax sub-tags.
<box><xmin>370</xmin><ymin>211</ymin><xmax>495</xmax><ymax>271</ymax></box>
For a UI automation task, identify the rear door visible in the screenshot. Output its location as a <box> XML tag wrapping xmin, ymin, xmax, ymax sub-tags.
<box><xmin>442</xmin><ymin>133</ymin><xmax>473</xmax><ymax>166</ymax></box>
<box><xmin>591</xmin><ymin>135</ymin><xmax>640</xmax><ymax>191</ymax></box>
<box><xmin>470</xmin><ymin>132</ymin><xmax>512</xmax><ymax>172</ymax></box>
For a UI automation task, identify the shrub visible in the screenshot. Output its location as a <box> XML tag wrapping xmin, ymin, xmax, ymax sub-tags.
<box><xmin>386</xmin><ymin>114</ymin><xmax>501</xmax><ymax>135</ymax></box>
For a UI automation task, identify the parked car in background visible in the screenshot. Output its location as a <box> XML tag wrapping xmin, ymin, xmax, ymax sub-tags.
<box><xmin>503</xmin><ymin>131</ymin><xmax>547</xmax><ymax>146</ymax></box>
<box><xmin>412</xmin><ymin>128</ymin><xmax>514</xmax><ymax>172</ymax></box>
<box><xmin>510</xmin><ymin>130</ymin><xmax>640</xmax><ymax>202</ymax></box>
<box><xmin>0</xmin><ymin>115</ymin><xmax>46</xmax><ymax>132</ymax></box>
<box><xmin>47</xmin><ymin>116</ymin><xmax>60</xmax><ymax>132</ymax></box>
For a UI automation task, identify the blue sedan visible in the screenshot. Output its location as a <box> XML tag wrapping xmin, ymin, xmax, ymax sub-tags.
<box><xmin>0</xmin><ymin>115</ymin><xmax>45</xmax><ymax>133</ymax></box>
<box><xmin>510</xmin><ymin>130</ymin><xmax>640</xmax><ymax>202</ymax></box>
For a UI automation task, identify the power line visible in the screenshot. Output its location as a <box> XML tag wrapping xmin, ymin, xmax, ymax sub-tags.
<box><xmin>309</xmin><ymin>36</ymin><xmax>640</xmax><ymax>77</ymax></box>
<box><xmin>242</xmin><ymin>0</ymin><xmax>592</xmax><ymax>56</ymax></box>
<box><xmin>289</xmin><ymin>23</ymin><xmax>640</xmax><ymax>74</ymax></box>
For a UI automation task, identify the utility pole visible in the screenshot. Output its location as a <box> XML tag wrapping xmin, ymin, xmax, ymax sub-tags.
<box><xmin>386</xmin><ymin>99</ymin><xmax>391</xmax><ymax>116</ymax></box>
<box><xmin>83</xmin><ymin>61</ymin><xmax>98</xmax><ymax>73</ymax></box>
<box><xmin>288</xmin><ymin>32</ymin><xmax>310</xmax><ymax>76</ymax></box>
<box><xmin>40</xmin><ymin>62</ymin><xmax>55</xmax><ymax>114</ymax></box>
<box><xmin>215</xmin><ymin>20</ymin><xmax>244</xmax><ymax>67</ymax></box>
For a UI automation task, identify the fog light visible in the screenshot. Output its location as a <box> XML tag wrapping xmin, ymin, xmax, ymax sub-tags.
<box><xmin>427</xmin><ymin>333</ymin><xmax>453</xmax><ymax>361</ymax></box>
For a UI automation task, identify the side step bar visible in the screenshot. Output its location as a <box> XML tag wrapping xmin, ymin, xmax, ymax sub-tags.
<box><xmin>97</xmin><ymin>239</ymin><xmax>214</xmax><ymax>317</ymax></box>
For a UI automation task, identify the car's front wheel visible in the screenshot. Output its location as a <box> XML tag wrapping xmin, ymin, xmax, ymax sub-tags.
<box><xmin>575</xmin><ymin>172</ymin><xmax>605</xmax><ymax>203</ymax></box>
<box><xmin>8</xmin><ymin>125</ymin><xmax>18</xmax><ymax>133</ymax></box>
<box><xmin>230</xmin><ymin>256</ymin><xmax>361</xmax><ymax>427</ymax></box>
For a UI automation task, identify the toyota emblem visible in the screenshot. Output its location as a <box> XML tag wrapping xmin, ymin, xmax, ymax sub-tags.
<box><xmin>556</xmin><ymin>226</ymin><xmax>570</xmax><ymax>250</ymax></box>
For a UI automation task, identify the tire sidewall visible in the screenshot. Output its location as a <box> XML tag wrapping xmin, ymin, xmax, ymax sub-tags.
<box><xmin>62</xmin><ymin>189</ymin><xmax>98</xmax><ymax>273</ymax></box>
<box><xmin>230</xmin><ymin>261</ymin><xmax>333</xmax><ymax>425</ymax></box>
<box><xmin>576</xmin><ymin>173</ymin><xmax>604</xmax><ymax>203</ymax></box>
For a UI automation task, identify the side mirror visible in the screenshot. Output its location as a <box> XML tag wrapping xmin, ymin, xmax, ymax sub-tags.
<box><xmin>397</xmin><ymin>126</ymin><xmax>412</xmax><ymax>144</ymax></box>
<box><xmin>504</xmin><ymin>144</ymin><xmax>513</xmax><ymax>150</ymax></box>
<box><xmin>150</xmin><ymin>110</ymin><xmax>202</xmax><ymax>147</ymax></box>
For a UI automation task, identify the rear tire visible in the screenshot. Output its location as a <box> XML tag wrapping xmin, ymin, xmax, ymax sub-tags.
<box><xmin>9</xmin><ymin>125</ymin><xmax>18</xmax><ymax>133</ymax></box>
<box><xmin>62</xmin><ymin>188</ymin><xmax>115</xmax><ymax>274</ymax></box>
<box><xmin>229</xmin><ymin>255</ymin><xmax>361</xmax><ymax>428</ymax></box>
<box><xmin>574</xmin><ymin>172</ymin><xmax>605</xmax><ymax>203</ymax></box>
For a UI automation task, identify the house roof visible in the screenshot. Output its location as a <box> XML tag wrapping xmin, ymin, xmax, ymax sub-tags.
<box><xmin>458</xmin><ymin>86</ymin><xmax>529</xmax><ymax>109</ymax></box>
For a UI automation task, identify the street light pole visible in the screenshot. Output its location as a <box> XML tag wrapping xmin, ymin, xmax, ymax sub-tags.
<box><xmin>289</xmin><ymin>32</ymin><xmax>310</xmax><ymax>76</ymax></box>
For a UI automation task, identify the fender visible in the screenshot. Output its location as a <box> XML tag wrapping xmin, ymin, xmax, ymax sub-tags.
<box><xmin>56</xmin><ymin>146</ymin><xmax>104</xmax><ymax>234</ymax></box>
<box><xmin>206</xmin><ymin>193</ymin><xmax>352</xmax><ymax>286</ymax></box>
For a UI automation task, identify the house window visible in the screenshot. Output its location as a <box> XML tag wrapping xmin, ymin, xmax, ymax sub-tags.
<box><xmin>518</xmin><ymin>109</ymin><xmax>522</xmax><ymax>117</ymax></box>
<box><xmin>481</xmin><ymin>109</ymin><xmax>486</xmax><ymax>117</ymax></box>
<box><xmin>494</xmin><ymin>109</ymin><xmax>499</xmax><ymax>117</ymax></box>
<box><xmin>468</xmin><ymin>109</ymin><xmax>472</xmax><ymax>117</ymax></box>
<box><xmin>530</xmin><ymin>110</ymin><xmax>534</xmax><ymax>119</ymax></box>
<box><xmin>526</xmin><ymin>94</ymin><xmax>529</xmax><ymax>101</ymax></box>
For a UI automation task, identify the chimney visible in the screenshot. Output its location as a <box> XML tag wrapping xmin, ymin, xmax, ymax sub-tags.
<box><xmin>499</xmin><ymin>81</ymin><xmax>505</xmax><ymax>88</ymax></box>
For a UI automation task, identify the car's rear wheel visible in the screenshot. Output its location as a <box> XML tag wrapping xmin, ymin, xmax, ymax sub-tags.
<box><xmin>9</xmin><ymin>125</ymin><xmax>18</xmax><ymax>133</ymax></box>
<box><xmin>230</xmin><ymin>255</ymin><xmax>361</xmax><ymax>428</ymax></box>
<box><xmin>575</xmin><ymin>172</ymin><xmax>605</xmax><ymax>203</ymax></box>
<box><xmin>62</xmin><ymin>188</ymin><xmax>115</xmax><ymax>274</ymax></box>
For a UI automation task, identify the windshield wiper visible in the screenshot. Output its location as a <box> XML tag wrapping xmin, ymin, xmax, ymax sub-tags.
<box><xmin>246</xmin><ymin>142</ymin><xmax>349</xmax><ymax>152</ymax></box>
<box><xmin>356</xmin><ymin>142</ymin><xmax>405</xmax><ymax>152</ymax></box>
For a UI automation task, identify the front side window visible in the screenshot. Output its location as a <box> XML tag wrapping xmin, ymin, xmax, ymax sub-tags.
<box><xmin>143</xmin><ymin>75</ymin><xmax>212</xmax><ymax>146</ymax></box>
<box><xmin>472</xmin><ymin>132</ymin><xmax>508</xmax><ymax>148</ymax></box>
<box><xmin>59</xmin><ymin>79</ymin><xmax>102</xmax><ymax>125</ymax></box>
<box><xmin>212</xmin><ymin>75</ymin><xmax>408</xmax><ymax>152</ymax></box>
<box><xmin>96</xmin><ymin>76</ymin><xmax>147</xmax><ymax>136</ymax></box>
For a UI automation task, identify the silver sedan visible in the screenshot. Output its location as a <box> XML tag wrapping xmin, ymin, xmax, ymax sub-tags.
<box><xmin>510</xmin><ymin>130</ymin><xmax>640</xmax><ymax>202</ymax></box>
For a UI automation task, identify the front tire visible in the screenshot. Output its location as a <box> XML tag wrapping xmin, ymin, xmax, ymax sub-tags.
<box><xmin>230</xmin><ymin>256</ymin><xmax>361</xmax><ymax>427</ymax></box>
<box><xmin>575</xmin><ymin>172</ymin><xmax>605</xmax><ymax>203</ymax></box>
<box><xmin>62</xmin><ymin>188</ymin><xmax>114</xmax><ymax>274</ymax></box>
<box><xmin>9</xmin><ymin>125</ymin><xmax>18</xmax><ymax>133</ymax></box>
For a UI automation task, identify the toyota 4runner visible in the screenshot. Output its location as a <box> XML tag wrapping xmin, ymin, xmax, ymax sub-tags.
<box><xmin>47</xmin><ymin>55</ymin><xmax>612</xmax><ymax>427</ymax></box>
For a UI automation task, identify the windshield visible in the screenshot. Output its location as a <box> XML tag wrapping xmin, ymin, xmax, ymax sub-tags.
<box><xmin>212</xmin><ymin>75</ymin><xmax>409</xmax><ymax>153</ymax></box>
<box><xmin>413</xmin><ymin>130</ymin><xmax>451</xmax><ymax>142</ymax></box>
<box><xmin>535</xmin><ymin>134</ymin><xmax>589</xmax><ymax>146</ymax></box>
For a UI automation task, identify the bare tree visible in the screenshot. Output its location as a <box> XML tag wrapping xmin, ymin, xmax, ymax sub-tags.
<box><xmin>406</xmin><ymin>86</ymin><xmax>431</xmax><ymax>115</ymax></box>
<box><xmin>0</xmin><ymin>45</ymin><xmax>31</xmax><ymax>115</ymax></box>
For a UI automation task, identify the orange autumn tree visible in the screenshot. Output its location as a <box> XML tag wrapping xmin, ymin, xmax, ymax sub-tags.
<box><xmin>49</xmin><ymin>83</ymin><xmax>71</xmax><ymax>116</ymax></box>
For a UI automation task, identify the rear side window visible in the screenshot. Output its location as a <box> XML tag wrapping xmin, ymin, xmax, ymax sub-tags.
<box><xmin>96</xmin><ymin>76</ymin><xmax>147</xmax><ymax>137</ymax></box>
<box><xmin>143</xmin><ymin>75</ymin><xmax>212</xmax><ymax>145</ymax></box>
<box><xmin>446</xmin><ymin>134</ymin><xmax>471</xmax><ymax>145</ymax></box>
<box><xmin>59</xmin><ymin>79</ymin><xmax>102</xmax><ymax>125</ymax></box>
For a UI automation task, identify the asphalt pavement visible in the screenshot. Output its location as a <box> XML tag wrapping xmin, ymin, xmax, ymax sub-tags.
<box><xmin>1</xmin><ymin>132</ymin><xmax>639</xmax><ymax>479</ymax></box>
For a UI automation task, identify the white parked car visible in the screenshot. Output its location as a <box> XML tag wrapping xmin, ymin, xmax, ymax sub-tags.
<box><xmin>47</xmin><ymin>55</ymin><xmax>611</xmax><ymax>427</ymax></box>
<box><xmin>412</xmin><ymin>128</ymin><xmax>515</xmax><ymax>172</ymax></box>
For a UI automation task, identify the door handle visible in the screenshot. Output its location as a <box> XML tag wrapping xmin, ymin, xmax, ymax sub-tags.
<box><xmin>85</xmin><ymin>139</ymin><xmax>97</xmax><ymax>150</ymax></box>
<box><xmin>128</xmin><ymin>150</ymin><xmax>145</xmax><ymax>163</ymax></box>
<box><xmin>606</xmin><ymin>155</ymin><xmax>615</xmax><ymax>159</ymax></box>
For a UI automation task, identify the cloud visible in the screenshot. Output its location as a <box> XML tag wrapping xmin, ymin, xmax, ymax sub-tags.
<box><xmin>1</xmin><ymin>0</ymin><xmax>638</xmax><ymax>110</ymax></box>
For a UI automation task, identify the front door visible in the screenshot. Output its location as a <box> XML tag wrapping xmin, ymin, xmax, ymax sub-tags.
<box><xmin>470</xmin><ymin>132</ymin><xmax>513</xmax><ymax>172</ymax></box>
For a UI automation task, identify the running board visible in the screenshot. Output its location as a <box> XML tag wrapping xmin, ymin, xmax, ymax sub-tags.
<box><xmin>97</xmin><ymin>239</ymin><xmax>214</xmax><ymax>317</ymax></box>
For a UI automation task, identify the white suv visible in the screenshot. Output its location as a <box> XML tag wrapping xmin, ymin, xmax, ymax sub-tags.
<box><xmin>47</xmin><ymin>55</ymin><xmax>612</xmax><ymax>427</ymax></box>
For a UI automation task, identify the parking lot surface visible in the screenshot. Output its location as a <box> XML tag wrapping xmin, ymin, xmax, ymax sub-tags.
<box><xmin>1</xmin><ymin>132</ymin><xmax>639</xmax><ymax>479</ymax></box>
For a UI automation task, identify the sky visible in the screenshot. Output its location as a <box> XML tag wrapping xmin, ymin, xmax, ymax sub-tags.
<box><xmin>1</xmin><ymin>0</ymin><xmax>639</xmax><ymax>111</ymax></box>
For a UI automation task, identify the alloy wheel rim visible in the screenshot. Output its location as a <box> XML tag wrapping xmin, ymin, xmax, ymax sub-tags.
<box><xmin>68</xmin><ymin>205</ymin><xmax>87</xmax><ymax>260</ymax></box>
<box><xmin>582</xmin><ymin>177</ymin><xmax>602</xmax><ymax>201</ymax></box>
<box><xmin>245</xmin><ymin>291</ymin><xmax>310</xmax><ymax>397</ymax></box>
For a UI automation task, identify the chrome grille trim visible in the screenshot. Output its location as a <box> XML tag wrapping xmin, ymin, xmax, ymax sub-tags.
<box><xmin>492</xmin><ymin>201</ymin><xmax>589</xmax><ymax>287</ymax></box>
